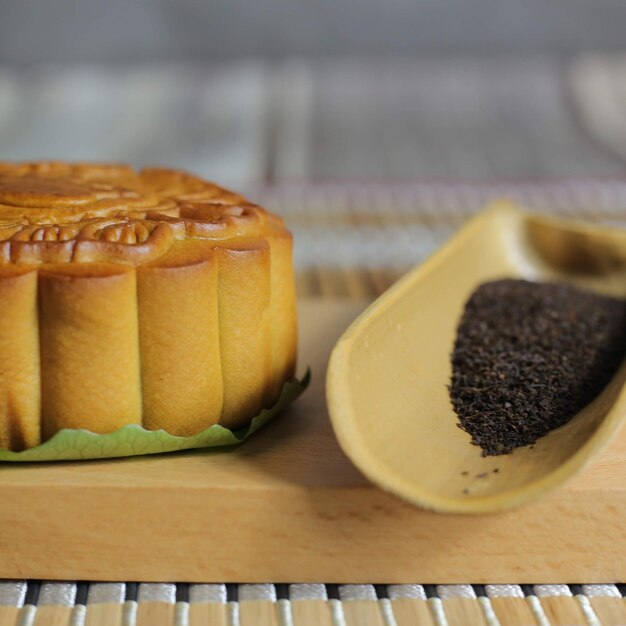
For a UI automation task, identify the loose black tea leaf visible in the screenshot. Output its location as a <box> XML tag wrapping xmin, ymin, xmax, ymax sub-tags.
<box><xmin>450</xmin><ymin>279</ymin><xmax>626</xmax><ymax>456</ymax></box>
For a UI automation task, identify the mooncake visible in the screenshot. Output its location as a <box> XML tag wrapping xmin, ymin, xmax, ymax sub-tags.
<box><xmin>0</xmin><ymin>162</ymin><xmax>297</xmax><ymax>450</ymax></box>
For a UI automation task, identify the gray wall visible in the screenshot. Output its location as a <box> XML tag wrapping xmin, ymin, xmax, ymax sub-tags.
<box><xmin>1</xmin><ymin>0</ymin><xmax>626</xmax><ymax>64</ymax></box>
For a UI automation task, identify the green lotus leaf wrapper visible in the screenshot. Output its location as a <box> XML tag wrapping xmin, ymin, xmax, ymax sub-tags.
<box><xmin>0</xmin><ymin>370</ymin><xmax>310</xmax><ymax>462</ymax></box>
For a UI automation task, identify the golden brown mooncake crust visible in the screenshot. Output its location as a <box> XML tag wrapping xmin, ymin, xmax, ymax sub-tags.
<box><xmin>0</xmin><ymin>162</ymin><xmax>297</xmax><ymax>450</ymax></box>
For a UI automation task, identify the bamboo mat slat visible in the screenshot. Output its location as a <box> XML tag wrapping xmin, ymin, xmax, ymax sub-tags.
<box><xmin>338</xmin><ymin>585</ymin><xmax>386</xmax><ymax>626</ymax></box>
<box><xmin>85</xmin><ymin>603</ymin><xmax>124</xmax><ymax>626</ymax></box>
<box><xmin>289</xmin><ymin>585</ymin><xmax>334</xmax><ymax>626</ymax></box>
<box><xmin>238</xmin><ymin>585</ymin><xmax>280</xmax><ymax>626</ymax></box>
<box><xmin>388</xmin><ymin>585</ymin><xmax>437</xmax><ymax>626</ymax></box>
<box><xmin>534</xmin><ymin>586</ymin><xmax>591</xmax><ymax>626</ymax></box>
<box><xmin>188</xmin><ymin>584</ymin><xmax>228</xmax><ymax>626</ymax></box>
<box><xmin>135</xmin><ymin>584</ymin><xmax>176</xmax><ymax>626</ymax></box>
<box><xmin>582</xmin><ymin>585</ymin><xmax>626</xmax><ymax>626</ymax></box>
<box><xmin>84</xmin><ymin>583</ymin><xmax>125</xmax><ymax>626</ymax></box>
<box><xmin>0</xmin><ymin>607</ymin><xmax>17</xmax><ymax>626</ymax></box>
<box><xmin>436</xmin><ymin>585</ymin><xmax>489</xmax><ymax>626</ymax></box>
<box><xmin>31</xmin><ymin>582</ymin><xmax>76</xmax><ymax>626</ymax></box>
<box><xmin>486</xmin><ymin>585</ymin><xmax>538</xmax><ymax>626</ymax></box>
<box><xmin>0</xmin><ymin>582</ymin><xmax>24</xmax><ymax>626</ymax></box>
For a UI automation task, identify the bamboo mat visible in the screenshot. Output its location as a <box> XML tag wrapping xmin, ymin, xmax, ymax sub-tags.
<box><xmin>2</xmin><ymin>581</ymin><xmax>626</xmax><ymax>625</ymax></box>
<box><xmin>2</xmin><ymin>55</ymin><xmax>626</xmax><ymax>189</ymax></box>
<box><xmin>3</xmin><ymin>182</ymin><xmax>626</xmax><ymax>626</ymax></box>
<box><xmin>255</xmin><ymin>179</ymin><xmax>626</xmax><ymax>298</ymax></box>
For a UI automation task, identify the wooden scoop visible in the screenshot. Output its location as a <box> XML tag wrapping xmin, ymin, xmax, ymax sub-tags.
<box><xmin>327</xmin><ymin>201</ymin><xmax>626</xmax><ymax>513</ymax></box>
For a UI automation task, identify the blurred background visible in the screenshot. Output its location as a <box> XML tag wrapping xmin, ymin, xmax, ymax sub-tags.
<box><xmin>0</xmin><ymin>0</ymin><xmax>625</xmax><ymax>189</ymax></box>
<box><xmin>2</xmin><ymin>0</ymin><xmax>626</xmax><ymax>290</ymax></box>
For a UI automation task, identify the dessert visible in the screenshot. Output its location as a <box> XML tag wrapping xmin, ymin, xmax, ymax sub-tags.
<box><xmin>0</xmin><ymin>162</ymin><xmax>297</xmax><ymax>451</ymax></box>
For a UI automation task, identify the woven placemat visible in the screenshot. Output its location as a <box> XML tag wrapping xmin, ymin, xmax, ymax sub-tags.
<box><xmin>1</xmin><ymin>581</ymin><xmax>624</xmax><ymax>625</ymax></box>
<box><xmin>257</xmin><ymin>179</ymin><xmax>626</xmax><ymax>298</ymax></box>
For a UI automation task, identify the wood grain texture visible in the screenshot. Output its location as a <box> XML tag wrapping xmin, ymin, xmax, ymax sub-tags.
<box><xmin>488</xmin><ymin>597</ymin><xmax>538</xmax><ymax>626</ymax></box>
<box><xmin>390</xmin><ymin>598</ymin><xmax>435</xmax><ymax>625</ymax></box>
<box><xmin>32</xmin><ymin>605</ymin><xmax>73</xmax><ymax>626</ymax></box>
<box><xmin>135</xmin><ymin>601</ymin><xmax>175</xmax><ymax>626</ymax></box>
<box><xmin>0</xmin><ymin>606</ymin><xmax>18</xmax><ymax>626</ymax></box>
<box><xmin>587</xmin><ymin>596</ymin><xmax>626</xmax><ymax>625</ymax></box>
<box><xmin>341</xmin><ymin>600</ymin><xmax>385</xmax><ymax>626</ymax></box>
<box><xmin>84</xmin><ymin>603</ymin><xmax>124</xmax><ymax>626</ymax></box>
<box><xmin>238</xmin><ymin>600</ymin><xmax>279</xmax><ymax>626</ymax></box>
<box><xmin>440</xmin><ymin>598</ymin><xmax>487</xmax><ymax>626</ymax></box>
<box><xmin>1</xmin><ymin>299</ymin><xmax>626</xmax><ymax>582</ymax></box>
<box><xmin>188</xmin><ymin>603</ymin><xmax>227</xmax><ymax>626</ymax></box>
<box><xmin>290</xmin><ymin>600</ymin><xmax>334</xmax><ymax>626</ymax></box>
<box><xmin>537</xmin><ymin>596</ymin><xmax>587</xmax><ymax>625</ymax></box>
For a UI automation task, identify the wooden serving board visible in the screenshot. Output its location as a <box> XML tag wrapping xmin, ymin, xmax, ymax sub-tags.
<box><xmin>0</xmin><ymin>299</ymin><xmax>625</xmax><ymax>583</ymax></box>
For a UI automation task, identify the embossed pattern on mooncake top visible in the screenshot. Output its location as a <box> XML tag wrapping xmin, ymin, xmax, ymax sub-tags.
<box><xmin>0</xmin><ymin>162</ymin><xmax>273</xmax><ymax>265</ymax></box>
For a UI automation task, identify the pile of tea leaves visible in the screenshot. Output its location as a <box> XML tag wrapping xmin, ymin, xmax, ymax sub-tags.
<box><xmin>450</xmin><ymin>279</ymin><xmax>626</xmax><ymax>456</ymax></box>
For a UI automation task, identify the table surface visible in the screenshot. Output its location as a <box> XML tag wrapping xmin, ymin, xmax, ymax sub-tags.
<box><xmin>2</xmin><ymin>57</ymin><xmax>626</xmax><ymax>625</ymax></box>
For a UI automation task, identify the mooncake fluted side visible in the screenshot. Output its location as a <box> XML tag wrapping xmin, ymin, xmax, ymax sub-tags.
<box><xmin>137</xmin><ymin>241</ymin><xmax>223</xmax><ymax>435</ymax></box>
<box><xmin>0</xmin><ymin>267</ymin><xmax>41</xmax><ymax>450</ymax></box>
<box><xmin>267</xmin><ymin>229</ymin><xmax>298</xmax><ymax>402</ymax></box>
<box><xmin>216</xmin><ymin>239</ymin><xmax>273</xmax><ymax>429</ymax></box>
<box><xmin>38</xmin><ymin>264</ymin><xmax>143</xmax><ymax>440</ymax></box>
